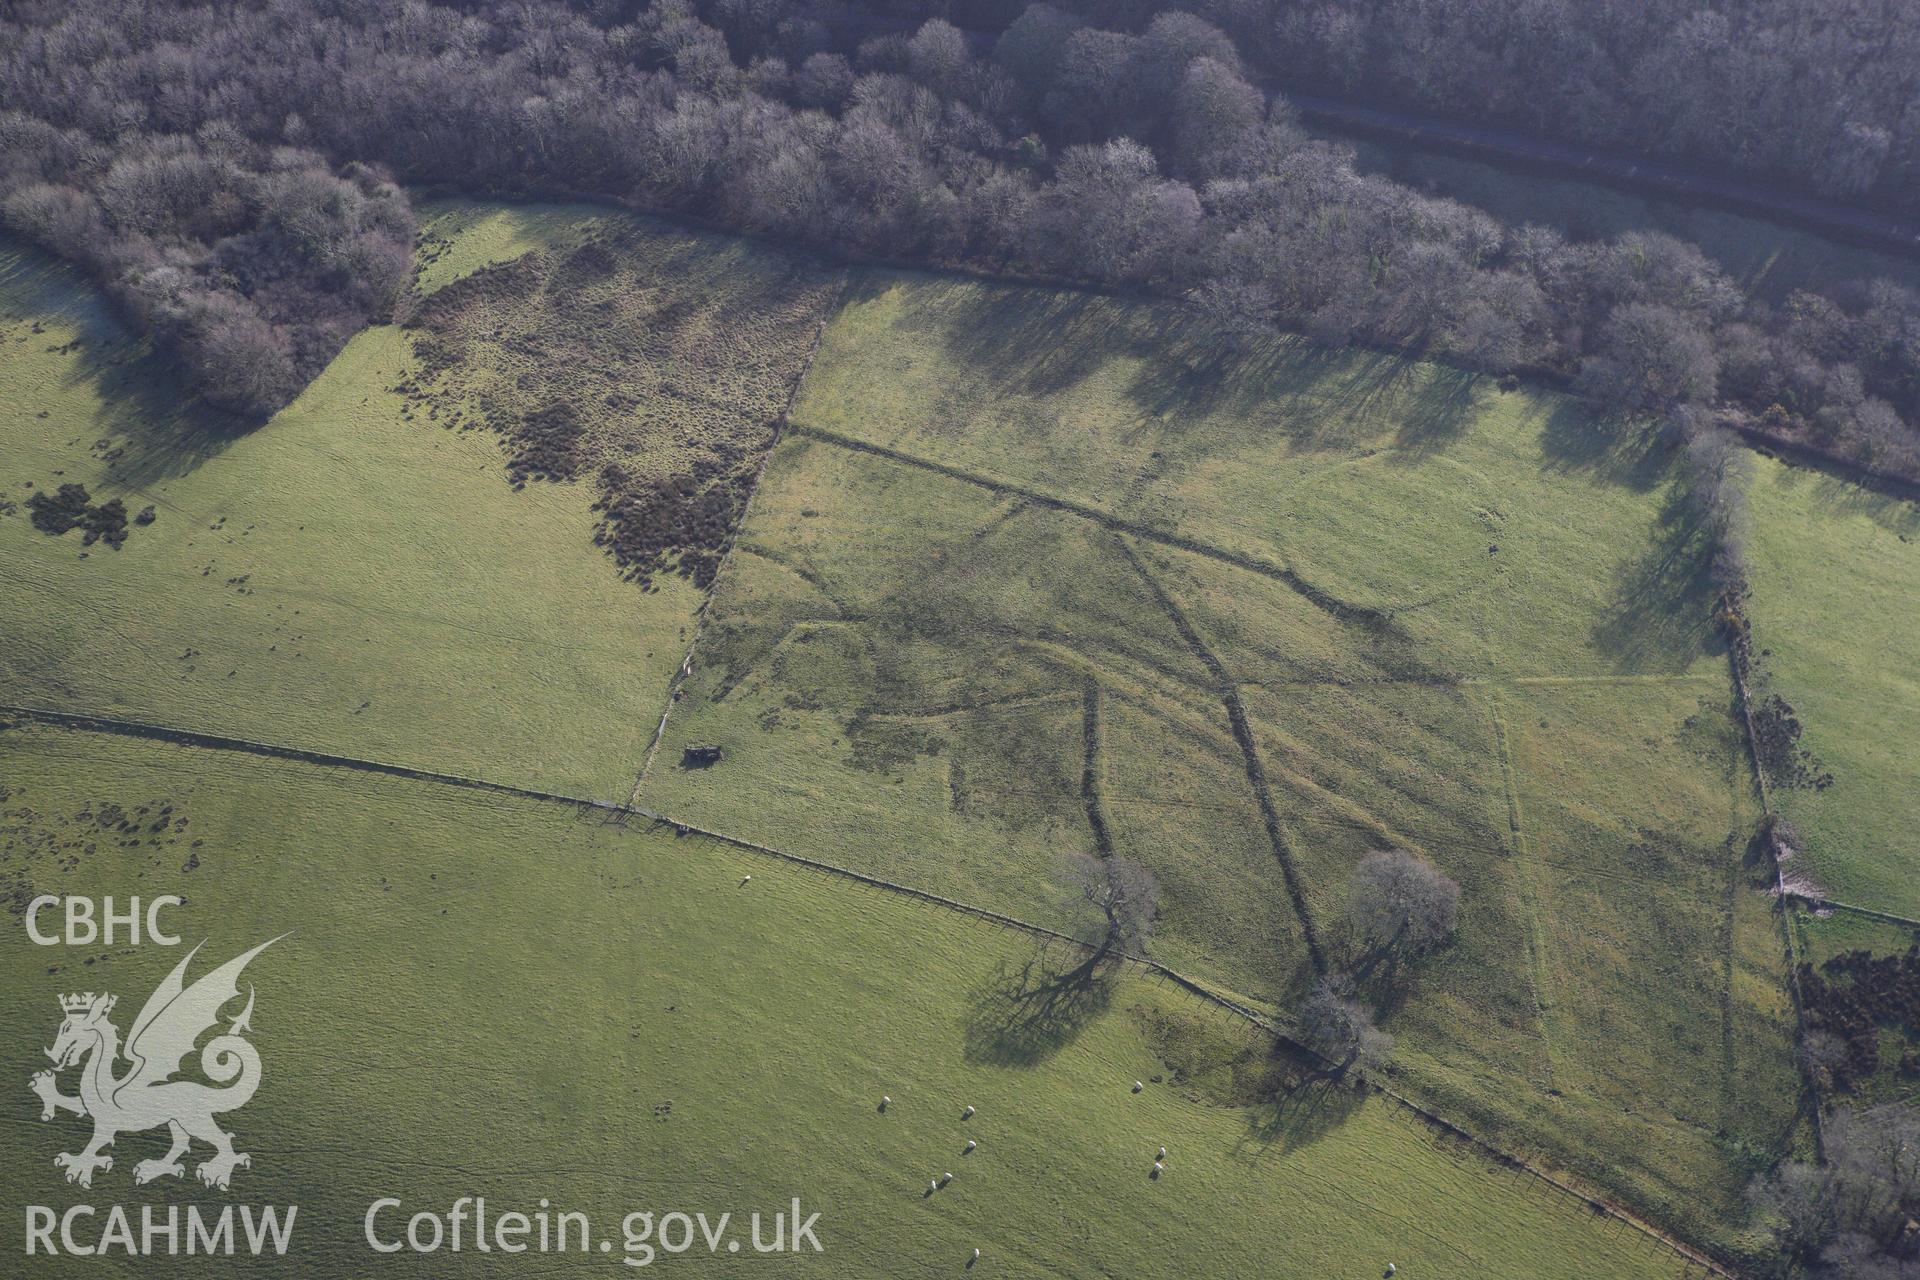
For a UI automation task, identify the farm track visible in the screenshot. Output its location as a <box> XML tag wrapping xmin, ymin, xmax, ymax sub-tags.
<box><xmin>1292</xmin><ymin>95</ymin><xmax>1920</xmax><ymax>259</ymax></box>
<box><xmin>0</xmin><ymin>701</ymin><xmax>1733</xmax><ymax>1278</ymax></box>
<box><xmin>1484</xmin><ymin>693</ymin><xmax>1561</xmax><ymax>1093</ymax></box>
<box><xmin>1813</xmin><ymin>900</ymin><xmax>1920</xmax><ymax>931</ymax></box>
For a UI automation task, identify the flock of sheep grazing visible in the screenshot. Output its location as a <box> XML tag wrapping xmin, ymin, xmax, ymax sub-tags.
<box><xmin>879</xmin><ymin>1087</ymin><xmax>1170</xmax><ymax>1267</ymax></box>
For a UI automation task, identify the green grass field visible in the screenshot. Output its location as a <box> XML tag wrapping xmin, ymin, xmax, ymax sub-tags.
<box><xmin>1744</xmin><ymin>457</ymin><xmax>1920</xmax><ymax>915</ymax></box>
<box><xmin>640</xmin><ymin>270</ymin><xmax>1802</xmax><ymax>1255</ymax></box>
<box><xmin>0</xmin><ymin>211</ymin><xmax>834</xmax><ymax>800</ymax></box>
<box><xmin>4</xmin><ymin>206</ymin><xmax>1876</xmax><ymax>1273</ymax></box>
<box><xmin>0</xmin><ymin>722</ymin><xmax>1697</xmax><ymax>1278</ymax></box>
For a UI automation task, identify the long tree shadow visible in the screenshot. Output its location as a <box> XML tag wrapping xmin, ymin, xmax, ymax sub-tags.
<box><xmin>962</xmin><ymin>941</ymin><xmax>1114</xmax><ymax>1068</ymax></box>
<box><xmin>1535</xmin><ymin>401</ymin><xmax>1673</xmax><ymax>492</ymax></box>
<box><xmin>1237</xmin><ymin>1063</ymin><xmax>1369</xmax><ymax>1155</ymax></box>
<box><xmin>1389</xmin><ymin>365</ymin><xmax>1483</xmax><ymax>456</ymax></box>
<box><xmin>3</xmin><ymin>238</ymin><xmax>261</xmax><ymax>486</ymax></box>
<box><xmin>79</xmin><ymin>347</ymin><xmax>259</xmax><ymax>489</ymax></box>
<box><xmin>1590</xmin><ymin>478</ymin><xmax>1720</xmax><ymax>673</ymax></box>
<box><xmin>1342</xmin><ymin>943</ymin><xmax>1416</xmax><ymax>1020</ymax></box>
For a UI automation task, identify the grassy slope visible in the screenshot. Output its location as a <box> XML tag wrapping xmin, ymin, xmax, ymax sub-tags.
<box><xmin>0</xmin><ymin>724</ymin><xmax>1687</xmax><ymax>1279</ymax></box>
<box><xmin>784</xmin><ymin>272</ymin><xmax>1723</xmax><ymax>680</ymax></box>
<box><xmin>641</xmin><ymin>270</ymin><xmax>1800</xmax><ymax>1254</ymax></box>
<box><xmin>0</xmin><ymin>207</ymin><xmax>1817</xmax><ymax>1264</ymax></box>
<box><xmin>0</xmin><ymin>208</ymin><xmax>832</xmax><ymax>800</ymax></box>
<box><xmin>410</xmin><ymin>197</ymin><xmax>612</xmax><ymax>293</ymax></box>
<box><xmin>1744</xmin><ymin>458</ymin><xmax>1920</xmax><ymax>914</ymax></box>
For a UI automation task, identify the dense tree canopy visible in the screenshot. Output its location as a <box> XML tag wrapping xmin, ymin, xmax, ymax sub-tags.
<box><xmin>1165</xmin><ymin>0</ymin><xmax>1920</xmax><ymax>213</ymax></box>
<box><xmin>1747</xmin><ymin>1104</ymin><xmax>1920</xmax><ymax>1277</ymax></box>
<box><xmin>2</xmin><ymin>0</ymin><xmax>1917</xmax><ymax>481</ymax></box>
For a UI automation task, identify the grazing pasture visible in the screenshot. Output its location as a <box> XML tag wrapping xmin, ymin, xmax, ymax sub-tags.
<box><xmin>0</xmin><ymin>722</ymin><xmax>1693</xmax><ymax>1279</ymax></box>
<box><xmin>1743</xmin><ymin>457</ymin><xmax>1920</xmax><ymax>916</ymax></box>
<box><xmin>641</xmin><ymin>270</ymin><xmax>1802</xmax><ymax>1255</ymax></box>
<box><xmin>0</xmin><ymin>206</ymin><xmax>1863</xmax><ymax>1270</ymax></box>
<box><xmin>0</xmin><ymin>210</ymin><xmax>834</xmax><ymax>799</ymax></box>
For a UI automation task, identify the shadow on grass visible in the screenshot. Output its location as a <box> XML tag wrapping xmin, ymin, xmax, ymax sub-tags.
<box><xmin>878</xmin><ymin>272</ymin><xmax>1487</xmax><ymax>457</ymax></box>
<box><xmin>962</xmin><ymin>941</ymin><xmax>1113</xmax><ymax>1068</ymax></box>
<box><xmin>1</xmin><ymin>238</ymin><xmax>262</xmax><ymax>486</ymax></box>
<box><xmin>83</xmin><ymin>350</ymin><xmax>259</xmax><ymax>489</ymax></box>
<box><xmin>1590</xmin><ymin>479</ymin><xmax>1721</xmax><ymax>673</ymax></box>
<box><xmin>1784</xmin><ymin>465</ymin><xmax>1920</xmax><ymax>540</ymax></box>
<box><xmin>1237</xmin><ymin>1067</ymin><xmax>1369</xmax><ymax>1156</ymax></box>
<box><xmin>1536</xmin><ymin>401</ymin><xmax>1673</xmax><ymax>492</ymax></box>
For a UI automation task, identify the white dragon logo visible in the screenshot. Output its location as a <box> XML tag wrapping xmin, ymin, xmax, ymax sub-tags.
<box><xmin>28</xmin><ymin>938</ymin><xmax>281</xmax><ymax>1190</ymax></box>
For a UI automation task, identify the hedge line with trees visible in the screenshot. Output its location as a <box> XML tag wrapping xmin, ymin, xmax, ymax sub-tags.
<box><xmin>5</xmin><ymin>1</ymin><xmax>1919</xmax><ymax>483</ymax></box>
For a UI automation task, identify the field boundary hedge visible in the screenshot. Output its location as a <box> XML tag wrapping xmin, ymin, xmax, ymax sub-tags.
<box><xmin>0</xmin><ymin>701</ymin><xmax>1734</xmax><ymax>1275</ymax></box>
<box><xmin>786</xmin><ymin>423</ymin><xmax>1396</xmax><ymax>631</ymax></box>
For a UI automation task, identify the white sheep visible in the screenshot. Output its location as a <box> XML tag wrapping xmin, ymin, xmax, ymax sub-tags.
<box><xmin>964</xmin><ymin>1139</ymin><xmax>977</xmax><ymax>1153</ymax></box>
<box><xmin>740</xmin><ymin>874</ymin><xmax>752</xmax><ymax>885</ymax></box>
<box><xmin>1157</xmin><ymin>1146</ymin><xmax>1166</xmax><ymax>1160</ymax></box>
<box><xmin>1132</xmin><ymin>1080</ymin><xmax>1144</xmax><ymax>1093</ymax></box>
<box><xmin>962</xmin><ymin>1105</ymin><xmax>975</xmax><ymax>1119</ymax></box>
<box><xmin>881</xmin><ymin>1095</ymin><xmax>891</xmax><ymax>1110</ymax></box>
<box><xmin>941</xmin><ymin>1172</ymin><xmax>953</xmax><ymax>1185</ymax></box>
<box><xmin>972</xmin><ymin>1248</ymin><xmax>982</xmax><ymax>1261</ymax></box>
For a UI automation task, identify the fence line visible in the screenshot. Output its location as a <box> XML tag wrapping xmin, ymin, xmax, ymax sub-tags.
<box><xmin>1</xmin><ymin>702</ymin><xmax>1731</xmax><ymax>1275</ymax></box>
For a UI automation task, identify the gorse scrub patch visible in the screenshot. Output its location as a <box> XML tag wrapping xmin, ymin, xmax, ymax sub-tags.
<box><xmin>0</xmin><ymin>212</ymin><xmax>807</xmax><ymax>800</ymax></box>
<box><xmin>25</xmin><ymin>482</ymin><xmax>132</xmax><ymax>549</ymax></box>
<box><xmin>0</xmin><ymin>788</ymin><xmax>196</xmax><ymax>920</ymax></box>
<box><xmin>1797</xmin><ymin>947</ymin><xmax>1920</xmax><ymax>1094</ymax></box>
<box><xmin>1749</xmin><ymin>690</ymin><xmax>1835</xmax><ymax>792</ymax></box>
<box><xmin>400</xmin><ymin>219</ymin><xmax>840</xmax><ymax>588</ymax></box>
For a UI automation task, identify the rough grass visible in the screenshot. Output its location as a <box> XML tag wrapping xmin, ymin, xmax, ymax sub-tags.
<box><xmin>1467</xmin><ymin>681</ymin><xmax>1800</xmax><ymax>1241</ymax></box>
<box><xmin>401</xmin><ymin>207</ymin><xmax>841</xmax><ymax>586</ymax></box>
<box><xmin>0</xmin><ymin>208</ymin><xmax>1827</xmax><ymax>1267</ymax></box>
<box><xmin>0</xmin><ymin>723</ymin><xmax>1693</xmax><ymax>1279</ymax></box>
<box><xmin>0</xmin><ymin>207</ymin><xmax>829</xmax><ymax>799</ymax></box>
<box><xmin>409</xmin><ymin>197</ymin><xmax>607</xmax><ymax>295</ymax></box>
<box><xmin>789</xmin><ymin>271</ymin><xmax>1724</xmax><ymax>679</ymax></box>
<box><xmin>642</xmin><ymin>269</ymin><xmax>1802</xmax><ymax>1258</ymax></box>
<box><xmin>1744</xmin><ymin>456</ymin><xmax>1920</xmax><ymax>915</ymax></box>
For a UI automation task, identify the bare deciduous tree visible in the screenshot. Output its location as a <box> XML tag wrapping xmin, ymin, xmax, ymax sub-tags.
<box><xmin>1748</xmin><ymin>1103</ymin><xmax>1920</xmax><ymax>1274</ymax></box>
<box><xmin>4</xmin><ymin>0</ymin><xmax>1919</xmax><ymax>472</ymax></box>
<box><xmin>1577</xmin><ymin>303</ymin><xmax>1721</xmax><ymax>413</ymax></box>
<box><xmin>1296</xmin><ymin>975</ymin><xmax>1392</xmax><ymax>1073</ymax></box>
<box><xmin>1059</xmin><ymin>853</ymin><xmax>1157</xmax><ymax>958</ymax></box>
<box><xmin>1345</xmin><ymin>849</ymin><xmax>1460</xmax><ymax>956</ymax></box>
